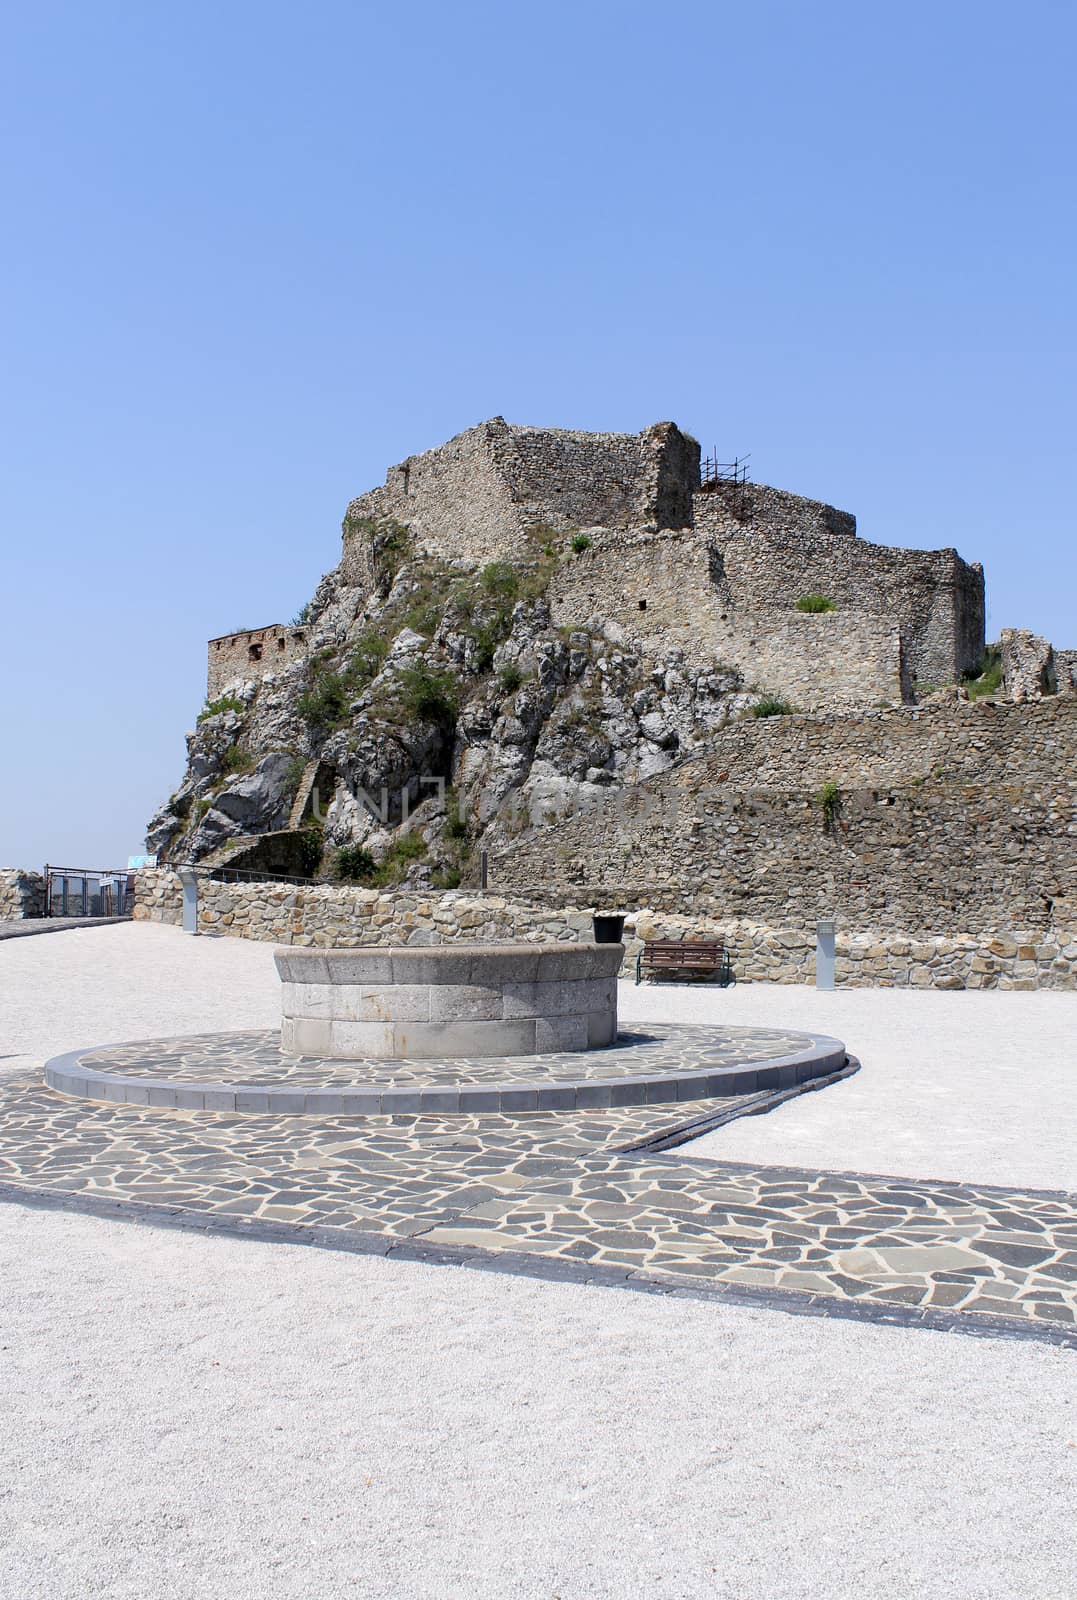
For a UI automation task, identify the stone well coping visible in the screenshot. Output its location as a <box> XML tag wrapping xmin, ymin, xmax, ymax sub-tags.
<box><xmin>274</xmin><ymin>942</ymin><xmax>625</xmax><ymax>986</ymax></box>
<box><xmin>280</xmin><ymin>977</ymin><xmax>617</xmax><ymax>1023</ymax></box>
<box><xmin>276</xmin><ymin>942</ymin><xmax>623</xmax><ymax>1059</ymax></box>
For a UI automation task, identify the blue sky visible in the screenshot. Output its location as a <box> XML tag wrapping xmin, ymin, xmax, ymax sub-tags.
<box><xmin>1</xmin><ymin>0</ymin><xmax>1074</xmax><ymax>866</ymax></box>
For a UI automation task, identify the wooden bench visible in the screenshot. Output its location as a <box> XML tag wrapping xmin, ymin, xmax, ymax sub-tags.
<box><xmin>636</xmin><ymin>939</ymin><xmax>735</xmax><ymax>986</ymax></box>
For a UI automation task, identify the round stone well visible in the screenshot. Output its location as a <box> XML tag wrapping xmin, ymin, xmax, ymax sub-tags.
<box><xmin>275</xmin><ymin>942</ymin><xmax>624</xmax><ymax>1060</ymax></box>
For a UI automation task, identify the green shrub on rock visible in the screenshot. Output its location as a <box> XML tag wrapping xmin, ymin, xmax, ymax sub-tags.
<box><xmin>336</xmin><ymin>843</ymin><xmax>376</xmax><ymax>883</ymax></box>
<box><xmin>295</xmin><ymin>827</ymin><xmax>324</xmax><ymax>877</ymax></box>
<box><xmin>814</xmin><ymin>780</ymin><xmax>841</xmax><ymax>829</ymax></box>
<box><xmin>197</xmin><ymin>694</ymin><xmax>245</xmax><ymax>723</ymax></box>
<box><xmin>220</xmin><ymin>745</ymin><xmax>256</xmax><ymax>776</ymax></box>
<box><xmin>396</xmin><ymin>664</ymin><xmax>458</xmax><ymax>731</ymax></box>
<box><xmin>964</xmin><ymin>648</ymin><xmax>1003</xmax><ymax>701</ymax></box>
<box><xmin>373</xmin><ymin>831</ymin><xmax>427</xmax><ymax>887</ymax></box>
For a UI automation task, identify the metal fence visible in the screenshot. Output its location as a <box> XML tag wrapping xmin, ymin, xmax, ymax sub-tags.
<box><xmin>44</xmin><ymin>866</ymin><xmax>135</xmax><ymax>919</ymax></box>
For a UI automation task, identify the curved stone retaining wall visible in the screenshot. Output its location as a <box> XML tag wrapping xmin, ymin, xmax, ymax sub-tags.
<box><xmin>277</xmin><ymin>943</ymin><xmax>623</xmax><ymax>1058</ymax></box>
<box><xmin>134</xmin><ymin>871</ymin><xmax>1077</xmax><ymax>991</ymax></box>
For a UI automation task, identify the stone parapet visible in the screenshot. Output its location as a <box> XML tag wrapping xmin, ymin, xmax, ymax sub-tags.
<box><xmin>130</xmin><ymin>870</ymin><xmax>1076</xmax><ymax>991</ymax></box>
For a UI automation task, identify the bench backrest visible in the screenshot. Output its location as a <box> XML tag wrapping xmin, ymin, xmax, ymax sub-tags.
<box><xmin>641</xmin><ymin>939</ymin><xmax>724</xmax><ymax>964</ymax></box>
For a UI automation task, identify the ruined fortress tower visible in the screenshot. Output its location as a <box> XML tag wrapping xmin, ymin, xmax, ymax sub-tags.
<box><xmin>208</xmin><ymin>418</ymin><xmax>986</xmax><ymax>711</ymax></box>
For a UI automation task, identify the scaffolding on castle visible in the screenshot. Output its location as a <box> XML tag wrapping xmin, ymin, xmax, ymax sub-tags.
<box><xmin>700</xmin><ymin>451</ymin><xmax>753</xmax><ymax>520</ymax></box>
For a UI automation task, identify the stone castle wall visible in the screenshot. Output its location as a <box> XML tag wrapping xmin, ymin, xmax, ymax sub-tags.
<box><xmin>503</xmin><ymin>423</ymin><xmax>650</xmax><ymax>530</ymax></box>
<box><xmin>695</xmin><ymin>480</ymin><xmax>858</xmax><ymax>540</ymax></box>
<box><xmin>205</xmin><ymin>418</ymin><xmax>985</xmax><ymax>710</ymax></box>
<box><xmin>698</xmin><ymin>510</ymin><xmax>985</xmax><ymax>690</ymax></box>
<box><xmin>487</xmin><ymin>699</ymin><xmax>1077</xmax><ymax>935</ymax></box>
<box><xmin>347</xmin><ymin>418</ymin><xmax>525</xmax><ymax>570</ymax></box>
<box><xmin>207</xmin><ymin>624</ymin><xmax>309</xmax><ymax>699</ymax></box>
<box><xmin>615</xmin><ymin>696</ymin><xmax>1066</xmax><ymax>789</ymax></box>
<box><xmin>719</xmin><ymin>611</ymin><xmax>909</xmax><ymax>709</ymax></box>
<box><xmin>0</xmin><ymin>869</ymin><xmax>45</xmax><ymax>919</ymax></box>
<box><xmin>547</xmin><ymin>529</ymin><xmax>910</xmax><ymax>708</ymax></box>
<box><xmin>342</xmin><ymin>418</ymin><xmax>700</xmax><ymax>573</ymax></box>
<box><xmin>1000</xmin><ymin>629</ymin><xmax>1077</xmax><ymax>702</ymax></box>
<box><xmin>132</xmin><ymin>871</ymin><xmax>1076</xmax><ymax>990</ymax></box>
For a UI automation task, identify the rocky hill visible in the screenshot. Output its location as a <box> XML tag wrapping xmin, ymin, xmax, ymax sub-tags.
<box><xmin>147</xmin><ymin>518</ymin><xmax>757</xmax><ymax>888</ymax></box>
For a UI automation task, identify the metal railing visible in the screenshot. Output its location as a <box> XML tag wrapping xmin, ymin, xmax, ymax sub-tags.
<box><xmin>207</xmin><ymin>865</ymin><xmax>317</xmax><ymax>886</ymax></box>
<box><xmin>44</xmin><ymin>865</ymin><xmax>135</xmax><ymax>918</ymax></box>
<box><xmin>700</xmin><ymin>451</ymin><xmax>753</xmax><ymax>520</ymax></box>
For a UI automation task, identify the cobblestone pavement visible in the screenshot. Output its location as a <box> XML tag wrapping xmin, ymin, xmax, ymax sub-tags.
<box><xmin>1</xmin><ymin>1055</ymin><xmax>1075</xmax><ymax>1344</ymax></box>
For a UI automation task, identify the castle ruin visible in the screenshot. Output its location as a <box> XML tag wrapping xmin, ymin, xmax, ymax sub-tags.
<box><xmin>213</xmin><ymin>418</ymin><xmax>986</xmax><ymax>712</ymax></box>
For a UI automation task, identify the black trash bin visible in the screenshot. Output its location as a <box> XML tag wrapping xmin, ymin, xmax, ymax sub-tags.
<box><xmin>592</xmin><ymin>913</ymin><xmax>625</xmax><ymax>945</ymax></box>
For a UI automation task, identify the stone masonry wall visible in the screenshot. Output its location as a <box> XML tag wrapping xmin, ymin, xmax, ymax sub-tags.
<box><xmin>0</xmin><ymin>869</ymin><xmax>45</xmax><ymax>919</ymax></box>
<box><xmin>1000</xmin><ymin>629</ymin><xmax>1077</xmax><ymax>702</ymax></box>
<box><xmin>207</xmin><ymin>624</ymin><xmax>310</xmax><ymax>698</ymax></box>
<box><xmin>695</xmin><ymin>502</ymin><xmax>985</xmax><ymax>689</ymax></box>
<box><xmin>549</xmin><ymin>528</ymin><xmax>909</xmax><ymax>708</ymax></box>
<box><xmin>134</xmin><ymin>870</ymin><xmax>595</xmax><ymax>946</ymax></box>
<box><xmin>133</xmin><ymin>868</ymin><xmax>184</xmax><ymax>926</ymax></box>
<box><xmin>342</xmin><ymin>418</ymin><xmax>700</xmax><ymax>572</ymax></box>
<box><xmin>718</xmin><ymin>610</ymin><xmax>908</xmax><ymax>709</ymax></box>
<box><xmin>132</xmin><ymin>871</ymin><xmax>1076</xmax><ymax>990</ymax></box>
<box><xmin>601</xmin><ymin>696</ymin><xmax>1072</xmax><ymax>790</ymax></box>
<box><xmin>695</xmin><ymin>480</ymin><xmax>858</xmax><ymax>540</ymax></box>
<box><xmin>504</xmin><ymin>424</ymin><xmax>647</xmax><ymax>531</ymax></box>
<box><xmin>347</xmin><ymin>419</ymin><xmax>526</xmax><ymax>570</ymax></box>
<box><xmin>488</xmin><ymin>699</ymin><xmax>1077</xmax><ymax>935</ymax></box>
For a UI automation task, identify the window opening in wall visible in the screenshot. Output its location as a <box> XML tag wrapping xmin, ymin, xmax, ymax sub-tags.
<box><xmin>638</xmin><ymin>599</ymin><xmax>647</xmax><ymax>611</ymax></box>
<box><xmin>249</xmin><ymin>643</ymin><xmax>263</xmax><ymax>662</ymax></box>
<box><xmin>278</xmin><ymin>638</ymin><xmax>286</xmax><ymax>650</ymax></box>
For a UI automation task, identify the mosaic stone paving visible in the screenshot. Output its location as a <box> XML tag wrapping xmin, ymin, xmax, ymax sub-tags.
<box><xmin>47</xmin><ymin>1025</ymin><xmax>842</xmax><ymax>1115</ymax></box>
<box><xmin>67</xmin><ymin>1025</ymin><xmax>816</xmax><ymax>1087</ymax></box>
<box><xmin>2</xmin><ymin>1056</ymin><xmax>1076</xmax><ymax>1345</ymax></box>
<box><xmin>421</xmin><ymin>1154</ymin><xmax>1077</xmax><ymax>1326</ymax></box>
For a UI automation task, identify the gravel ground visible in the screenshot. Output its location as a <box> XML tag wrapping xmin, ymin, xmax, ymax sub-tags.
<box><xmin>3</xmin><ymin>1203</ymin><xmax>1076</xmax><ymax>1600</ymax></box>
<box><xmin>619</xmin><ymin>980</ymin><xmax>1077</xmax><ymax>1190</ymax></box>
<box><xmin>2</xmin><ymin>923</ymin><xmax>1076</xmax><ymax>1599</ymax></box>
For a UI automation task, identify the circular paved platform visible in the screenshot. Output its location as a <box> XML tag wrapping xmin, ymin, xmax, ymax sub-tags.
<box><xmin>45</xmin><ymin>1024</ymin><xmax>847</xmax><ymax>1115</ymax></box>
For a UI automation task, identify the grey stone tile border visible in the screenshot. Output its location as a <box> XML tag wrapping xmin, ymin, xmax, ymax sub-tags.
<box><xmin>43</xmin><ymin>1027</ymin><xmax>847</xmax><ymax>1115</ymax></box>
<box><xmin>2</xmin><ymin>1176</ymin><xmax>1073</xmax><ymax>1351</ymax></box>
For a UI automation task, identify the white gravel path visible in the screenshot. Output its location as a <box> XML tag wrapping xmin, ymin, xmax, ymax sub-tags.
<box><xmin>1</xmin><ymin>924</ymin><xmax>1075</xmax><ymax>1599</ymax></box>
<box><xmin>619</xmin><ymin>981</ymin><xmax>1077</xmax><ymax>1191</ymax></box>
<box><xmin>3</xmin><ymin>1203</ymin><xmax>1076</xmax><ymax>1600</ymax></box>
